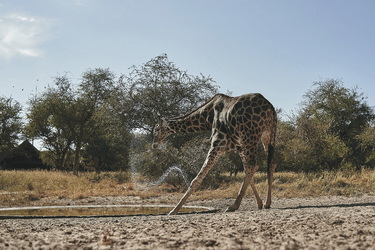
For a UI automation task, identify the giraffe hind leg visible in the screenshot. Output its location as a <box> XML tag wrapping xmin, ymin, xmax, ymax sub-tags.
<box><xmin>225</xmin><ymin>167</ymin><xmax>251</xmax><ymax>212</ymax></box>
<box><xmin>263</xmin><ymin>129</ymin><xmax>277</xmax><ymax>209</ymax></box>
<box><xmin>226</xmin><ymin>164</ymin><xmax>263</xmax><ymax>212</ymax></box>
<box><xmin>249</xmin><ymin>165</ymin><xmax>263</xmax><ymax>209</ymax></box>
<box><xmin>265</xmin><ymin>163</ymin><xmax>276</xmax><ymax>209</ymax></box>
<box><xmin>226</xmin><ymin>152</ymin><xmax>262</xmax><ymax>212</ymax></box>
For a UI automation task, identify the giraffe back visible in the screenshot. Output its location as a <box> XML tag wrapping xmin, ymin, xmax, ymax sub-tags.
<box><xmin>211</xmin><ymin>93</ymin><xmax>277</xmax><ymax>152</ymax></box>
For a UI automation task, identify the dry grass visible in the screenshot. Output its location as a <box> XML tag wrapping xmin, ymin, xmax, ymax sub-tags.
<box><xmin>194</xmin><ymin>168</ymin><xmax>375</xmax><ymax>200</ymax></box>
<box><xmin>0</xmin><ymin>171</ymin><xmax>137</xmax><ymax>206</ymax></box>
<box><xmin>1</xmin><ymin>169</ymin><xmax>374</xmax><ymax>207</ymax></box>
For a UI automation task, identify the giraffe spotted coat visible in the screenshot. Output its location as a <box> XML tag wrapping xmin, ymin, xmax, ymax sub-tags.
<box><xmin>153</xmin><ymin>93</ymin><xmax>277</xmax><ymax>215</ymax></box>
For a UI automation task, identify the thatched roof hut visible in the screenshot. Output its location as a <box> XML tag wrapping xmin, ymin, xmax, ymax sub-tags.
<box><xmin>0</xmin><ymin>140</ymin><xmax>48</xmax><ymax>170</ymax></box>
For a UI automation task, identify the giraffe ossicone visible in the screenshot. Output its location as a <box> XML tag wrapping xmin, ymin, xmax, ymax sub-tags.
<box><xmin>152</xmin><ymin>93</ymin><xmax>277</xmax><ymax>215</ymax></box>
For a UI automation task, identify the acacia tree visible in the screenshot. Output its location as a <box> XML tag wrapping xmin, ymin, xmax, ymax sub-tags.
<box><xmin>296</xmin><ymin>112</ymin><xmax>349</xmax><ymax>171</ymax></box>
<box><xmin>0</xmin><ymin>96</ymin><xmax>23</xmax><ymax>162</ymax></box>
<box><xmin>69</xmin><ymin>68</ymin><xmax>118</xmax><ymax>174</ymax></box>
<box><xmin>83</xmin><ymin>103</ymin><xmax>131</xmax><ymax>172</ymax></box>
<box><xmin>27</xmin><ymin>68</ymin><xmax>127</xmax><ymax>173</ymax></box>
<box><xmin>302</xmin><ymin>79</ymin><xmax>374</xmax><ymax>169</ymax></box>
<box><xmin>26</xmin><ymin>79</ymin><xmax>74</xmax><ymax>169</ymax></box>
<box><xmin>120</xmin><ymin>54</ymin><xmax>221</xmax><ymax>183</ymax></box>
<box><xmin>119</xmin><ymin>54</ymin><xmax>218</xmax><ymax>137</ymax></box>
<box><xmin>276</xmin><ymin>79</ymin><xmax>375</xmax><ymax>171</ymax></box>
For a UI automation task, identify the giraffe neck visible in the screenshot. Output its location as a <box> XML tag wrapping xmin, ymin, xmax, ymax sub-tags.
<box><xmin>165</xmin><ymin>94</ymin><xmax>223</xmax><ymax>134</ymax></box>
<box><xmin>166</xmin><ymin>115</ymin><xmax>209</xmax><ymax>134</ymax></box>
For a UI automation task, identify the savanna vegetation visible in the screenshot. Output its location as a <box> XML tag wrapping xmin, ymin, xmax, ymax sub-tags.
<box><xmin>0</xmin><ymin>54</ymin><xmax>374</xmax><ymax>205</ymax></box>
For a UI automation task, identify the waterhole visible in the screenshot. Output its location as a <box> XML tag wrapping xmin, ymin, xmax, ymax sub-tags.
<box><xmin>0</xmin><ymin>205</ymin><xmax>212</xmax><ymax>218</ymax></box>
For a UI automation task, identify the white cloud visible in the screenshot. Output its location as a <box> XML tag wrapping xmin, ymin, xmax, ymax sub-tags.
<box><xmin>76</xmin><ymin>0</ymin><xmax>85</xmax><ymax>6</ymax></box>
<box><xmin>0</xmin><ymin>13</ymin><xmax>54</xmax><ymax>59</ymax></box>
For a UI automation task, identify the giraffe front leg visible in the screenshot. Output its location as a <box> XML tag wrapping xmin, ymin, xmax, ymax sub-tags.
<box><xmin>168</xmin><ymin>148</ymin><xmax>222</xmax><ymax>215</ymax></box>
<box><xmin>168</xmin><ymin>176</ymin><xmax>201</xmax><ymax>215</ymax></box>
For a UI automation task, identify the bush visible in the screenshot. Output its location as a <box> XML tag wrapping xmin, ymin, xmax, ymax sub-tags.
<box><xmin>356</xmin><ymin>125</ymin><xmax>375</xmax><ymax>168</ymax></box>
<box><xmin>130</xmin><ymin>135</ymin><xmax>244</xmax><ymax>190</ymax></box>
<box><xmin>130</xmin><ymin>143</ymin><xmax>183</xmax><ymax>188</ymax></box>
<box><xmin>276</xmin><ymin>114</ymin><xmax>350</xmax><ymax>172</ymax></box>
<box><xmin>179</xmin><ymin>136</ymin><xmax>229</xmax><ymax>189</ymax></box>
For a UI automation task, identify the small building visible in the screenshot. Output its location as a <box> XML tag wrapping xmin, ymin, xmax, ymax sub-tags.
<box><xmin>0</xmin><ymin>140</ymin><xmax>49</xmax><ymax>170</ymax></box>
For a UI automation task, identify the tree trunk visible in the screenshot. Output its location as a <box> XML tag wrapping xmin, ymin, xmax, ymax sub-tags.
<box><xmin>73</xmin><ymin>139</ymin><xmax>81</xmax><ymax>176</ymax></box>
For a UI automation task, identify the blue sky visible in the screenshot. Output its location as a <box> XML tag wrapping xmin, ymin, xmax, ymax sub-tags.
<box><xmin>1</xmin><ymin>0</ymin><xmax>374</xmax><ymax>117</ymax></box>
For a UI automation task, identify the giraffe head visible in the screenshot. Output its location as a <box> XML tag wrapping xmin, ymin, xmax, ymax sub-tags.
<box><xmin>152</xmin><ymin>118</ymin><xmax>172</xmax><ymax>149</ymax></box>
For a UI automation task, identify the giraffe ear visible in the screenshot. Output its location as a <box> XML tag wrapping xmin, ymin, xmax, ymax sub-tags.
<box><xmin>161</xmin><ymin>118</ymin><xmax>167</xmax><ymax>127</ymax></box>
<box><xmin>156</xmin><ymin>117</ymin><xmax>167</xmax><ymax>127</ymax></box>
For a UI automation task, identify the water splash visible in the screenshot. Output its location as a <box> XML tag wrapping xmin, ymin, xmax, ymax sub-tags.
<box><xmin>152</xmin><ymin>165</ymin><xmax>190</xmax><ymax>188</ymax></box>
<box><xmin>128</xmin><ymin>136</ymin><xmax>190</xmax><ymax>189</ymax></box>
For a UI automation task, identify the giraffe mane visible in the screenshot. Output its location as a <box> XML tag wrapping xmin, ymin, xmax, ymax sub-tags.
<box><xmin>168</xmin><ymin>93</ymin><xmax>229</xmax><ymax>121</ymax></box>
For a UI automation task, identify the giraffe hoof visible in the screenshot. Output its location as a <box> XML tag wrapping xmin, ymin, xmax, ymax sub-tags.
<box><xmin>224</xmin><ymin>207</ymin><xmax>237</xmax><ymax>213</ymax></box>
<box><xmin>258</xmin><ymin>204</ymin><xmax>263</xmax><ymax>210</ymax></box>
<box><xmin>264</xmin><ymin>206</ymin><xmax>271</xmax><ymax>209</ymax></box>
<box><xmin>168</xmin><ymin>210</ymin><xmax>178</xmax><ymax>215</ymax></box>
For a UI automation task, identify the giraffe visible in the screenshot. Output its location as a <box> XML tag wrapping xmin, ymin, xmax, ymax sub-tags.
<box><xmin>152</xmin><ymin>93</ymin><xmax>277</xmax><ymax>215</ymax></box>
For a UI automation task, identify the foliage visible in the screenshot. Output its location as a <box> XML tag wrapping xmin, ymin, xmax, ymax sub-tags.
<box><xmin>276</xmin><ymin>79</ymin><xmax>374</xmax><ymax>171</ymax></box>
<box><xmin>26</xmin><ymin>69</ymin><xmax>130</xmax><ymax>173</ymax></box>
<box><xmin>131</xmin><ymin>135</ymin><xmax>243</xmax><ymax>190</ymax></box>
<box><xmin>356</xmin><ymin>124</ymin><xmax>375</xmax><ymax>166</ymax></box>
<box><xmin>26</xmin><ymin>78</ymin><xmax>75</xmax><ymax>170</ymax></box>
<box><xmin>302</xmin><ymin>79</ymin><xmax>374</xmax><ymax>168</ymax></box>
<box><xmin>118</xmin><ymin>54</ymin><xmax>218</xmax><ymax>136</ymax></box>
<box><xmin>274</xmin><ymin>120</ymin><xmax>310</xmax><ymax>172</ymax></box>
<box><xmin>276</xmin><ymin>114</ymin><xmax>349</xmax><ymax>172</ymax></box>
<box><xmin>130</xmin><ymin>142</ymin><xmax>182</xmax><ymax>188</ymax></box>
<box><xmin>26</xmin><ymin>55</ymin><xmax>218</xmax><ymax>174</ymax></box>
<box><xmin>0</xmin><ymin>96</ymin><xmax>23</xmax><ymax>162</ymax></box>
<box><xmin>83</xmin><ymin>104</ymin><xmax>131</xmax><ymax>172</ymax></box>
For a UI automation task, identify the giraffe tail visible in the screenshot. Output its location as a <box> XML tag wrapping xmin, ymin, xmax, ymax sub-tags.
<box><xmin>266</xmin><ymin>124</ymin><xmax>277</xmax><ymax>175</ymax></box>
<box><xmin>267</xmin><ymin>144</ymin><xmax>275</xmax><ymax>171</ymax></box>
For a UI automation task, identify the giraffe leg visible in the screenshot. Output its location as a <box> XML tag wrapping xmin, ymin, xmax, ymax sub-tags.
<box><xmin>168</xmin><ymin>148</ymin><xmax>223</xmax><ymax>215</ymax></box>
<box><xmin>261</xmin><ymin>131</ymin><xmax>277</xmax><ymax>209</ymax></box>
<box><xmin>265</xmin><ymin>163</ymin><xmax>277</xmax><ymax>209</ymax></box>
<box><xmin>250</xmin><ymin>165</ymin><xmax>263</xmax><ymax>209</ymax></box>
<box><xmin>225</xmin><ymin>169</ymin><xmax>250</xmax><ymax>212</ymax></box>
<box><xmin>226</xmin><ymin>153</ymin><xmax>262</xmax><ymax>212</ymax></box>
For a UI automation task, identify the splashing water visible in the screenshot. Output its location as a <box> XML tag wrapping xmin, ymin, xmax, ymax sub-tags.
<box><xmin>152</xmin><ymin>165</ymin><xmax>190</xmax><ymax>188</ymax></box>
<box><xmin>128</xmin><ymin>137</ymin><xmax>190</xmax><ymax>189</ymax></box>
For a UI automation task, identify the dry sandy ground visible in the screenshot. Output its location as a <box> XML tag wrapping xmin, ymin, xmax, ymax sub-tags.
<box><xmin>1</xmin><ymin>194</ymin><xmax>375</xmax><ymax>249</ymax></box>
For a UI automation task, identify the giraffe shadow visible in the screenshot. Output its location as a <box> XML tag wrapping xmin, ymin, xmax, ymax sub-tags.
<box><xmin>277</xmin><ymin>202</ymin><xmax>375</xmax><ymax>210</ymax></box>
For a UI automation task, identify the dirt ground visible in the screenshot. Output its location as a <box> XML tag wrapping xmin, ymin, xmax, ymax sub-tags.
<box><xmin>1</xmin><ymin>194</ymin><xmax>374</xmax><ymax>249</ymax></box>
